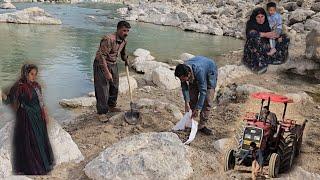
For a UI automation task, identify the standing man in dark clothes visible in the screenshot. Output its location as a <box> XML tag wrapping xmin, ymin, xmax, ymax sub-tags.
<box><xmin>174</xmin><ymin>56</ymin><xmax>218</xmax><ymax>135</ymax></box>
<box><xmin>238</xmin><ymin>142</ymin><xmax>264</xmax><ymax>180</ymax></box>
<box><xmin>93</xmin><ymin>21</ymin><xmax>130</xmax><ymax>114</ymax></box>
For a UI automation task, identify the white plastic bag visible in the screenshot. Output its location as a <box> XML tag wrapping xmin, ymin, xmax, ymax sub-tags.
<box><xmin>184</xmin><ymin>120</ymin><xmax>198</xmax><ymax>145</ymax></box>
<box><xmin>172</xmin><ymin>110</ymin><xmax>198</xmax><ymax>145</ymax></box>
<box><xmin>172</xmin><ymin>110</ymin><xmax>192</xmax><ymax>130</ymax></box>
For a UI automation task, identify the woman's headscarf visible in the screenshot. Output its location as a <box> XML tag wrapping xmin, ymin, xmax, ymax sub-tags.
<box><xmin>245</xmin><ymin>7</ymin><xmax>271</xmax><ymax>36</ymax></box>
<box><xmin>20</xmin><ymin>64</ymin><xmax>38</xmax><ymax>84</ymax></box>
<box><xmin>11</xmin><ymin>64</ymin><xmax>41</xmax><ymax>100</ymax></box>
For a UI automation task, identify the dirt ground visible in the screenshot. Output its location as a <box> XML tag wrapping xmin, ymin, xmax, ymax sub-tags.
<box><xmin>31</xmin><ymin>47</ymin><xmax>320</xmax><ymax>180</ymax></box>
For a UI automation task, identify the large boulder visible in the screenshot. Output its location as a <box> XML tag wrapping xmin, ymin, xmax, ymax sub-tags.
<box><xmin>59</xmin><ymin>97</ymin><xmax>96</xmax><ymax>108</ymax></box>
<box><xmin>291</xmin><ymin>22</ymin><xmax>304</xmax><ymax>33</ymax></box>
<box><xmin>48</xmin><ymin>119</ymin><xmax>84</xmax><ymax>164</ymax></box>
<box><xmin>132</xmin><ymin>59</ymin><xmax>171</xmax><ymax>74</ymax></box>
<box><xmin>179</xmin><ymin>52</ymin><xmax>195</xmax><ymax>61</ymax></box>
<box><xmin>119</xmin><ymin>76</ymin><xmax>138</xmax><ymax>94</ymax></box>
<box><xmin>132</xmin><ymin>49</ymin><xmax>170</xmax><ymax>74</ymax></box>
<box><xmin>0</xmin><ymin>119</ymin><xmax>84</xmax><ymax>178</ymax></box>
<box><xmin>133</xmin><ymin>48</ymin><xmax>151</xmax><ymax>58</ymax></box>
<box><xmin>0</xmin><ymin>123</ymin><xmax>13</xmax><ymax>178</ymax></box>
<box><xmin>179</xmin><ymin>22</ymin><xmax>224</xmax><ymax>35</ymax></box>
<box><xmin>288</xmin><ymin>9</ymin><xmax>315</xmax><ymax>25</ymax></box>
<box><xmin>137</xmin><ymin>8</ymin><xmax>181</xmax><ymax>27</ymax></box>
<box><xmin>84</xmin><ymin>132</ymin><xmax>193</xmax><ymax>180</ymax></box>
<box><xmin>177</xmin><ymin>11</ymin><xmax>193</xmax><ymax>22</ymax></box>
<box><xmin>216</xmin><ymin>65</ymin><xmax>252</xmax><ymax>91</ymax></box>
<box><xmin>305</xmin><ymin>27</ymin><xmax>320</xmax><ymax>62</ymax></box>
<box><xmin>213</xmin><ymin>138</ymin><xmax>232</xmax><ymax>153</ymax></box>
<box><xmin>0</xmin><ymin>2</ymin><xmax>15</xmax><ymax>9</ymax></box>
<box><xmin>0</xmin><ymin>7</ymin><xmax>62</xmax><ymax>24</ymax></box>
<box><xmin>165</xmin><ymin>103</ymin><xmax>183</xmax><ymax>120</ymax></box>
<box><xmin>311</xmin><ymin>2</ymin><xmax>320</xmax><ymax>12</ymax></box>
<box><xmin>285</xmin><ymin>92</ymin><xmax>313</xmax><ymax>103</ymax></box>
<box><xmin>304</xmin><ymin>19</ymin><xmax>320</xmax><ymax>31</ymax></box>
<box><xmin>282</xmin><ymin>2</ymin><xmax>299</xmax><ymax>12</ymax></box>
<box><xmin>152</xmin><ymin>66</ymin><xmax>180</xmax><ymax>90</ymax></box>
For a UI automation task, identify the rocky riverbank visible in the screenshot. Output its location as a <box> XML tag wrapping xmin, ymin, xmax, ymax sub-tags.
<box><xmin>0</xmin><ymin>1</ymin><xmax>319</xmax><ymax>179</ymax></box>
<box><xmin>0</xmin><ymin>45</ymin><xmax>313</xmax><ymax>179</ymax></box>
<box><xmin>0</xmin><ymin>6</ymin><xmax>62</xmax><ymax>24</ymax></box>
<box><xmin>117</xmin><ymin>0</ymin><xmax>319</xmax><ymax>41</ymax></box>
<box><xmin>116</xmin><ymin>0</ymin><xmax>320</xmax><ymax>77</ymax></box>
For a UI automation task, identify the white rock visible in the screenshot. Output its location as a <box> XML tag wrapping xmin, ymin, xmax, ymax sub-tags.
<box><xmin>87</xmin><ymin>15</ymin><xmax>95</xmax><ymax>19</ymax></box>
<box><xmin>132</xmin><ymin>60</ymin><xmax>171</xmax><ymax>74</ymax></box>
<box><xmin>88</xmin><ymin>91</ymin><xmax>95</xmax><ymax>97</ymax></box>
<box><xmin>179</xmin><ymin>53</ymin><xmax>195</xmax><ymax>61</ymax></box>
<box><xmin>216</xmin><ymin>65</ymin><xmax>252</xmax><ymax>92</ymax></box>
<box><xmin>289</xmin><ymin>9</ymin><xmax>315</xmax><ymax>25</ymax></box>
<box><xmin>0</xmin><ymin>2</ymin><xmax>15</xmax><ymax>9</ymax></box>
<box><xmin>119</xmin><ymin>76</ymin><xmax>138</xmax><ymax>94</ymax></box>
<box><xmin>180</xmin><ymin>22</ymin><xmax>209</xmax><ymax>33</ymax></box>
<box><xmin>165</xmin><ymin>104</ymin><xmax>183</xmax><ymax>120</ymax></box>
<box><xmin>135</xmin><ymin>98</ymin><xmax>167</xmax><ymax>109</ymax></box>
<box><xmin>213</xmin><ymin>138</ymin><xmax>232</xmax><ymax>153</ymax></box>
<box><xmin>168</xmin><ymin>59</ymin><xmax>184</xmax><ymax>65</ymax></box>
<box><xmin>0</xmin><ymin>119</ymin><xmax>83</xmax><ymax>178</ymax></box>
<box><xmin>133</xmin><ymin>48</ymin><xmax>151</xmax><ymax>58</ymax></box>
<box><xmin>152</xmin><ymin>66</ymin><xmax>180</xmax><ymax>90</ymax></box>
<box><xmin>305</xmin><ymin>27</ymin><xmax>320</xmax><ymax>62</ymax></box>
<box><xmin>0</xmin><ymin>7</ymin><xmax>62</xmax><ymax>25</ymax></box>
<box><xmin>304</xmin><ymin>19</ymin><xmax>320</xmax><ymax>31</ymax></box>
<box><xmin>133</xmin><ymin>55</ymin><xmax>155</xmax><ymax>63</ymax></box>
<box><xmin>84</xmin><ymin>132</ymin><xmax>193</xmax><ymax>180</ymax></box>
<box><xmin>117</xmin><ymin>7</ymin><xmax>128</xmax><ymax>15</ymax></box>
<box><xmin>142</xmin><ymin>72</ymin><xmax>153</xmax><ymax>82</ymax></box>
<box><xmin>125</xmin><ymin>14</ymin><xmax>138</xmax><ymax>21</ymax></box>
<box><xmin>0</xmin><ymin>122</ymin><xmax>13</xmax><ymax>178</ymax></box>
<box><xmin>285</xmin><ymin>92</ymin><xmax>313</xmax><ymax>103</ymax></box>
<box><xmin>180</xmin><ymin>22</ymin><xmax>223</xmax><ymax>35</ymax></box>
<box><xmin>48</xmin><ymin>119</ymin><xmax>84</xmax><ymax>164</ymax></box>
<box><xmin>59</xmin><ymin>97</ymin><xmax>96</xmax><ymax>108</ymax></box>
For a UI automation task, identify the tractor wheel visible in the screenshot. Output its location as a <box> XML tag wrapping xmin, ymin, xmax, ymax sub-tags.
<box><xmin>278</xmin><ymin>133</ymin><xmax>296</xmax><ymax>172</ymax></box>
<box><xmin>224</xmin><ymin>149</ymin><xmax>235</xmax><ymax>171</ymax></box>
<box><xmin>269</xmin><ymin>153</ymin><xmax>280</xmax><ymax>178</ymax></box>
<box><xmin>295</xmin><ymin>135</ymin><xmax>303</xmax><ymax>157</ymax></box>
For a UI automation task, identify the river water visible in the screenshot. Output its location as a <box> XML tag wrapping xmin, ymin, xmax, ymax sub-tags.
<box><xmin>0</xmin><ymin>3</ymin><xmax>243</xmax><ymax>126</ymax></box>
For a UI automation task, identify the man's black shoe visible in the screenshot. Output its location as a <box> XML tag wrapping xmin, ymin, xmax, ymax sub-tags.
<box><xmin>199</xmin><ymin>127</ymin><xmax>213</xmax><ymax>136</ymax></box>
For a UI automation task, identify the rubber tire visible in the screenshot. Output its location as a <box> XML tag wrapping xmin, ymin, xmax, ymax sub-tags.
<box><xmin>269</xmin><ymin>153</ymin><xmax>280</xmax><ymax>178</ymax></box>
<box><xmin>278</xmin><ymin>134</ymin><xmax>296</xmax><ymax>172</ymax></box>
<box><xmin>224</xmin><ymin>149</ymin><xmax>235</xmax><ymax>171</ymax></box>
<box><xmin>295</xmin><ymin>135</ymin><xmax>303</xmax><ymax>157</ymax></box>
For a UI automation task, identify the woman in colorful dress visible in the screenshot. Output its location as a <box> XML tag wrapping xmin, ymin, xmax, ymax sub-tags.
<box><xmin>1</xmin><ymin>64</ymin><xmax>54</xmax><ymax>175</ymax></box>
